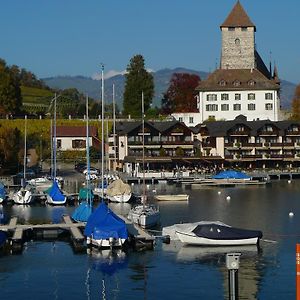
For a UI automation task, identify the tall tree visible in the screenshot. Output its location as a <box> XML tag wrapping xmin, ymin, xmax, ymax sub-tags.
<box><xmin>161</xmin><ymin>73</ymin><xmax>200</xmax><ymax>114</ymax></box>
<box><xmin>291</xmin><ymin>84</ymin><xmax>300</xmax><ymax>120</ymax></box>
<box><xmin>123</xmin><ymin>55</ymin><xmax>154</xmax><ymax>118</ymax></box>
<box><xmin>0</xmin><ymin>59</ymin><xmax>22</xmax><ymax>115</ymax></box>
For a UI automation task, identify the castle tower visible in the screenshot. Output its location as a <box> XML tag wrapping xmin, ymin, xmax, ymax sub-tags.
<box><xmin>220</xmin><ymin>1</ymin><xmax>256</xmax><ymax>70</ymax></box>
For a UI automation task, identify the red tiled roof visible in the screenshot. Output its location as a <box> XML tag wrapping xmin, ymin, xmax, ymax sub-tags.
<box><xmin>196</xmin><ymin>69</ymin><xmax>280</xmax><ymax>92</ymax></box>
<box><xmin>221</xmin><ymin>1</ymin><xmax>255</xmax><ymax>29</ymax></box>
<box><xmin>56</xmin><ymin>126</ymin><xmax>98</xmax><ymax>137</ymax></box>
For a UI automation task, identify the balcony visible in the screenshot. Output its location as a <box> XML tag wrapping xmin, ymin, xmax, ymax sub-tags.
<box><xmin>242</xmin><ymin>154</ymin><xmax>263</xmax><ymax>159</ymax></box>
<box><xmin>258</xmin><ymin>131</ymin><xmax>278</xmax><ymax>136</ymax></box>
<box><xmin>286</xmin><ymin>131</ymin><xmax>300</xmax><ymax>136</ymax></box>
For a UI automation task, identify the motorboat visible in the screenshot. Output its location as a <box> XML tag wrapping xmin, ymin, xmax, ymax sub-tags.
<box><xmin>105</xmin><ymin>179</ymin><xmax>132</xmax><ymax>203</ymax></box>
<box><xmin>84</xmin><ymin>202</ymin><xmax>128</xmax><ymax>249</ymax></box>
<box><xmin>128</xmin><ymin>196</ymin><xmax>160</xmax><ymax>229</ymax></box>
<box><xmin>28</xmin><ymin>176</ymin><xmax>53</xmax><ymax>190</ymax></box>
<box><xmin>163</xmin><ymin>221</ymin><xmax>262</xmax><ymax>246</ymax></box>
<box><xmin>13</xmin><ymin>185</ymin><xmax>35</xmax><ymax>205</ymax></box>
<box><xmin>154</xmin><ymin>194</ymin><xmax>189</xmax><ymax>201</ymax></box>
<box><xmin>44</xmin><ymin>181</ymin><xmax>67</xmax><ymax>205</ymax></box>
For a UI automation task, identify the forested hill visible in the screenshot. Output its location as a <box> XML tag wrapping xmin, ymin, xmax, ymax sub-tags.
<box><xmin>43</xmin><ymin>68</ymin><xmax>296</xmax><ymax>110</ymax></box>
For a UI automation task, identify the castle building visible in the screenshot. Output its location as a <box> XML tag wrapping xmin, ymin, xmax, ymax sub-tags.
<box><xmin>196</xmin><ymin>1</ymin><xmax>280</xmax><ymax>123</ymax></box>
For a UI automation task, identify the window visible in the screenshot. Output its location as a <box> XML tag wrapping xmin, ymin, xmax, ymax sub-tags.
<box><xmin>72</xmin><ymin>139</ymin><xmax>86</xmax><ymax>149</ymax></box>
<box><xmin>265</xmin><ymin>93</ymin><xmax>273</xmax><ymax>100</ymax></box>
<box><xmin>57</xmin><ymin>139</ymin><xmax>62</xmax><ymax>149</ymax></box>
<box><xmin>221</xmin><ymin>104</ymin><xmax>229</xmax><ymax>111</ymax></box>
<box><xmin>206</xmin><ymin>104</ymin><xmax>218</xmax><ymax>111</ymax></box>
<box><xmin>207</xmin><ymin>94</ymin><xmax>217</xmax><ymax>101</ymax></box>
<box><xmin>219</xmin><ymin>80</ymin><xmax>226</xmax><ymax>86</ymax></box>
<box><xmin>248</xmin><ymin>93</ymin><xmax>255</xmax><ymax>100</ymax></box>
<box><xmin>221</xmin><ymin>93</ymin><xmax>229</xmax><ymax>100</ymax></box>
<box><xmin>178</xmin><ymin>117</ymin><xmax>183</xmax><ymax>122</ymax></box>
<box><xmin>189</xmin><ymin>117</ymin><xmax>194</xmax><ymax>124</ymax></box>
<box><xmin>233</xmin><ymin>104</ymin><xmax>241</xmax><ymax>111</ymax></box>
<box><xmin>248</xmin><ymin>80</ymin><xmax>255</xmax><ymax>86</ymax></box>
<box><xmin>235</xmin><ymin>93</ymin><xmax>241</xmax><ymax>100</ymax></box>
<box><xmin>265</xmin><ymin>103</ymin><xmax>273</xmax><ymax>110</ymax></box>
<box><xmin>228</xmin><ymin>27</ymin><xmax>235</xmax><ymax>31</ymax></box>
<box><xmin>235</xmin><ymin>38</ymin><xmax>240</xmax><ymax>46</ymax></box>
<box><xmin>248</xmin><ymin>103</ymin><xmax>256</xmax><ymax>111</ymax></box>
<box><xmin>241</xmin><ymin>27</ymin><xmax>248</xmax><ymax>31</ymax></box>
<box><xmin>233</xmin><ymin>80</ymin><xmax>241</xmax><ymax>87</ymax></box>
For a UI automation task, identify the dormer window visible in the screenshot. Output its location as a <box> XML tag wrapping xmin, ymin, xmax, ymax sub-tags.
<box><xmin>233</xmin><ymin>80</ymin><xmax>241</xmax><ymax>87</ymax></box>
<box><xmin>248</xmin><ymin>80</ymin><xmax>256</xmax><ymax>86</ymax></box>
<box><xmin>219</xmin><ymin>80</ymin><xmax>226</xmax><ymax>86</ymax></box>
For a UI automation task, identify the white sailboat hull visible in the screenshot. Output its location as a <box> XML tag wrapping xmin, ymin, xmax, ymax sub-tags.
<box><xmin>45</xmin><ymin>194</ymin><xmax>67</xmax><ymax>205</ymax></box>
<box><xmin>13</xmin><ymin>188</ymin><xmax>34</xmax><ymax>205</ymax></box>
<box><xmin>106</xmin><ymin>193</ymin><xmax>132</xmax><ymax>203</ymax></box>
<box><xmin>87</xmin><ymin>236</ymin><xmax>127</xmax><ymax>249</ymax></box>
<box><xmin>175</xmin><ymin>230</ymin><xmax>259</xmax><ymax>246</ymax></box>
<box><xmin>128</xmin><ymin>205</ymin><xmax>160</xmax><ymax>228</ymax></box>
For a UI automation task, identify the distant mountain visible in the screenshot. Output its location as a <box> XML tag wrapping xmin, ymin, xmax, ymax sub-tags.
<box><xmin>43</xmin><ymin>68</ymin><xmax>296</xmax><ymax>110</ymax></box>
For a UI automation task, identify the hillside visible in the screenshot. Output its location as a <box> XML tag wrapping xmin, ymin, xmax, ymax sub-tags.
<box><xmin>21</xmin><ymin>86</ymin><xmax>54</xmax><ymax>104</ymax></box>
<box><xmin>43</xmin><ymin>68</ymin><xmax>296</xmax><ymax>110</ymax></box>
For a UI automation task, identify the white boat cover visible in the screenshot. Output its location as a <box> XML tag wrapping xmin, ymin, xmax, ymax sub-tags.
<box><xmin>162</xmin><ymin>221</ymin><xmax>228</xmax><ymax>241</ymax></box>
<box><xmin>106</xmin><ymin>179</ymin><xmax>131</xmax><ymax>197</ymax></box>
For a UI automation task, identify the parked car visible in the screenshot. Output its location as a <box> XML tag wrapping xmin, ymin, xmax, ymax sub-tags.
<box><xmin>82</xmin><ymin>167</ymin><xmax>99</xmax><ymax>175</ymax></box>
<box><xmin>75</xmin><ymin>163</ymin><xmax>87</xmax><ymax>173</ymax></box>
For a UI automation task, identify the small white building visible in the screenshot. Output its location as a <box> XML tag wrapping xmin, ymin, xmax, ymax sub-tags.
<box><xmin>56</xmin><ymin>126</ymin><xmax>100</xmax><ymax>151</ymax></box>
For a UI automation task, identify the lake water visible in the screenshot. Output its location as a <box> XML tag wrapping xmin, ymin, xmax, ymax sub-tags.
<box><xmin>0</xmin><ymin>179</ymin><xmax>299</xmax><ymax>299</ymax></box>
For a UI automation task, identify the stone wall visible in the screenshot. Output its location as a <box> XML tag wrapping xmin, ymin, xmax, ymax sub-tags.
<box><xmin>221</xmin><ymin>27</ymin><xmax>255</xmax><ymax>69</ymax></box>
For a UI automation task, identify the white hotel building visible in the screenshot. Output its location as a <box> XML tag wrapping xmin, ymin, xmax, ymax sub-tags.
<box><xmin>174</xmin><ymin>1</ymin><xmax>281</xmax><ymax>126</ymax></box>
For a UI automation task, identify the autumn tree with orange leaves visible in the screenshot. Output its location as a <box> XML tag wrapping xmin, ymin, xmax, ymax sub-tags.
<box><xmin>161</xmin><ymin>73</ymin><xmax>200</xmax><ymax>114</ymax></box>
<box><xmin>291</xmin><ymin>84</ymin><xmax>300</xmax><ymax>120</ymax></box>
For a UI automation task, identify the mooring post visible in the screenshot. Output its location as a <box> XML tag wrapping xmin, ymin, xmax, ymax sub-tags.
<box><xmin>226</xmin><ymin>253</ymin><xmax>241</xmax><ymax>300</ymax></box>
<box><xmin>296</xmin><ymin>244</ymin><xmax>300</xmax><ymax>299</ymax></box>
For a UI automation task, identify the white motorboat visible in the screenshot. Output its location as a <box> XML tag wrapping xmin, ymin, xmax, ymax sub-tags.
<box><xmin>155</xmin><ymin>194</ymin><xmax>189</xmax><ymax>201</ymax></box>
<box><xmin>163</xmin><ymin>221</ymin><xmax>262</xmax><ymax>246</ymax></box>
<box><xmin>13</xmin><ymin>185</ymin><xmax>35</xmax><ymax>205</ymax></box>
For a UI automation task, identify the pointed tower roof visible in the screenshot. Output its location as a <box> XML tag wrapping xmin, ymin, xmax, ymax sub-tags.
<box><xmin>273</xmin><ymin>64</ymin><xmax>280</xmax><ymax>84</ymax></box>
<box><xmin>220</xmin><ymin>1</ymin><xmax>256</xmax><ymax>30</ymax></box>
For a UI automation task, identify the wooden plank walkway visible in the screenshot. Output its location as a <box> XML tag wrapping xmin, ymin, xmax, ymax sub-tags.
<box><xmin>62</xmin><ymin>215</ymin><xmax>84</xmax><ymax>242</ymax></box>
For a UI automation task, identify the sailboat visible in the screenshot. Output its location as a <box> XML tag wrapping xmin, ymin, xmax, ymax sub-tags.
<box><xmin>127</xmin><ymin>92</ymin><xmax>160</xmax><ymax>228</ymax></box>
<box><xmin>72</xmin><ymin>95</ymin><xmax>94</xmax><ymax>222</ymax></box>
<box><xmin>45</xmin><ymin>94</ymin><xmax>66</xmax><ymax>205</ymax></box>
<box><xmin>13</xmin><ymin>115</ymin><xmax>35</xmax><ymax>205</ymax></box>
<box><xmin>84</xmin><ymin>66</ymin><xmax>128</xmax><ymax>248</ymax></box>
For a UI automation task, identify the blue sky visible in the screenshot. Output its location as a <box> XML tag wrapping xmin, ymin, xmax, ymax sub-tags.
<box><xmin>1</xmin><ymin>0</ymin><xmax>299</xmax><ymax>83</ymax></box>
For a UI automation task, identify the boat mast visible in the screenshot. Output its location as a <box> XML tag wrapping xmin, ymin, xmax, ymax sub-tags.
<box><xmin>86</xmin><ymin>94</ymin><xmax>91</xmax><ymax>207</ymax></box>
<box><xmin>142</xmin><ymin>91</ymin><xmax>146</xmax><ymax>209</ymax></box>
<box><xmin>53</xmin><ymin>93</ymin><xmax>57</xmax><ymax>180</ymax></box>
<box><xmin>23</xmin><ymin>115</ymin><xmax>27</xmax><ymax>184</ymax></box>
<box><xmin>101</xmin><ymin>64</ymin><xmax>105</xmax><ymax>200</ymax></box>
<box><xmin>112</xmin><ymin>84</ymin><xmax>117</xmax><ymax>171</ymax></box>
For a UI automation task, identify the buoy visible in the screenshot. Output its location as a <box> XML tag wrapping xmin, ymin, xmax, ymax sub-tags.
<box><xmin>226</xmin><ymin>196</ymin><xmax>231</xmax><ymax>201</ymax></box>
<box><xmin>289</xmin><ymin>212</ymin><xmax>294</xmax><ymax>217</ymax></box>
<box><xmin>288</xmin><ymin>180</ymin><xmax>291</xmax><ymax>184</ymax></box>
<box><xmin>152</xmin><ymin>189</ymin><xmax>157</xmax><ymax>193</ymax></box>
<box><xmin>131</xmin><ymin>183</ymin><xmax>134</xmax><ymax>186</ymax></box>
<box><xmin>146</xmin><ymin>184</ymin><xmax>150</xmax><ymax>189</ymax></box>
<box><xmin>218</xmin><ymin>191</ymin><xmax>221</xmax><ymax>195</ymax></box>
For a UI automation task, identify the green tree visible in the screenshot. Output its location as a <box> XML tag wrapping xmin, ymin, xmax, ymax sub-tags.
<box><xmin>0</xmin><ymin>59</ymin><xmax>22</xmax><ymax>115</ymax></box>
<box><xmin>123</xmin><ymin>55</ymin><xmax>154</xmax><ymax>118</ymax></box>
<box><xmin>291</xmin><ymin>84</ymin><xmax>300</xmax><ymax>120</ymax></box>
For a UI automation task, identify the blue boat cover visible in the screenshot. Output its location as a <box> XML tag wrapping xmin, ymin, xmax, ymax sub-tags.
<box><xmin>72</xmin><ymin>201</ymin><xmax>92</xmax><ymax>222</ymax></box>
<box><xmin>0</xmin><ymin>182</ymin><xmax>6</xmax><ymax>200</ymax></box>
<box><xmin>45</xmin><ymin>181</ymin><xmax>65</xmax><ymax>202</ymax></box>
<box><xmin>192</xmin><ymin>224</ymin><xmax>262</xmax><ymax>240</ymax></box>
<box><xmin>0</xmin><ymin>230</ymin><xmax>7</xmax><ymax>247</ymax></box>
<box><xmin>213</xmin><ymin>170</ymin><xmax>251</xmax><ymax>179</ymax></box>
<box><xmin>84</xmin><ymin>202</ymin><xmax>128</xmax><ymax>240</ymax></box>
